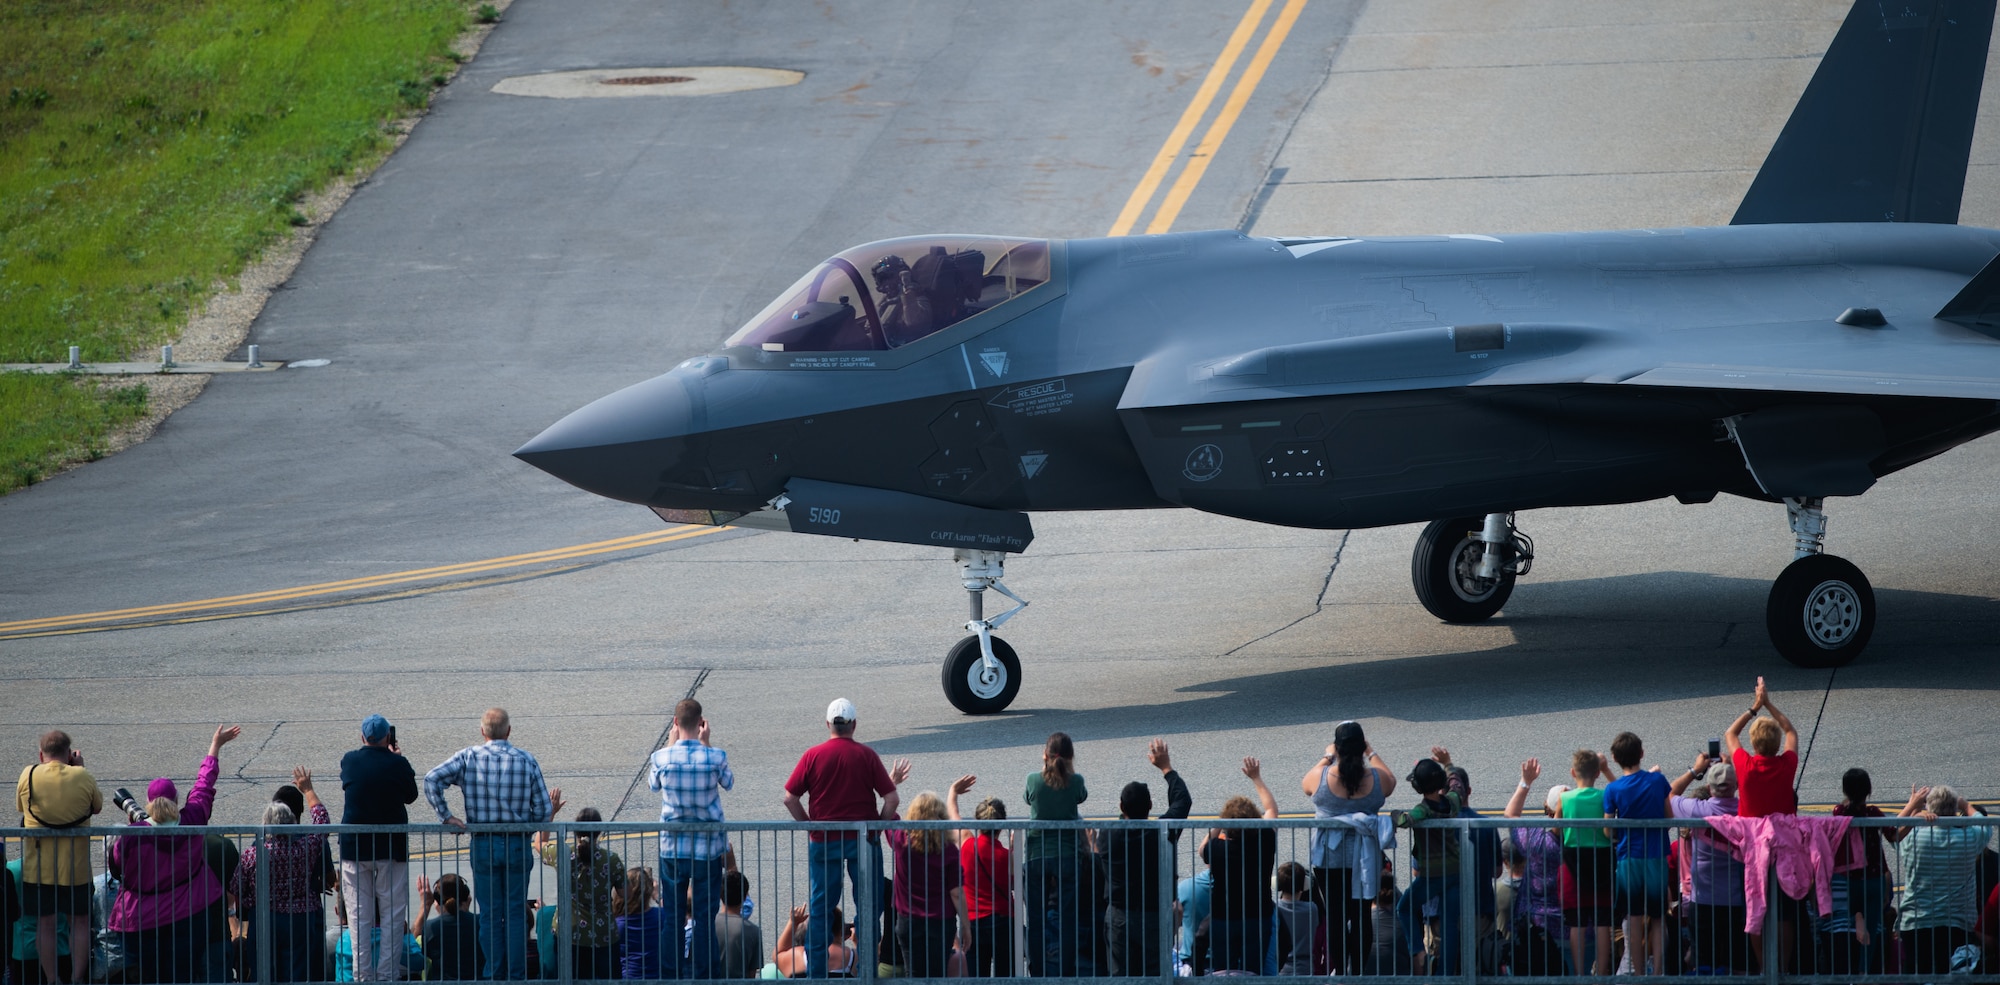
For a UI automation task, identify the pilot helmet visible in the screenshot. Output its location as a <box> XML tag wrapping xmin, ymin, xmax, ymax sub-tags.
<box><xmin>871</xmin><ymin>255</ymin><xmax>909</xmax><ymax>294</ymax></box>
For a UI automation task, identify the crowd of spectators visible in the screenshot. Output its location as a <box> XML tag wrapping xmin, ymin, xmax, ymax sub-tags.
<box><xmin>8</xmin><ymin>677</ymin><xmax>2000</xmax><ymax>982</ymax></box>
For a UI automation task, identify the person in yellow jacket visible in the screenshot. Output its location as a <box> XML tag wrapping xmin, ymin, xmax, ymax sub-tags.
<box><xmin>16</xmin><ymin>729</ymin><xmax>102</xmax><ymax>985</ymax></box>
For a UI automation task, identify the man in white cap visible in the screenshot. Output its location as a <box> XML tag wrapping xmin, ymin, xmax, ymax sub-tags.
<box><xmin>1670</xmin><ymin>753</ymin><xmax>1748</xmax><ymax>973</ymax></box>
<box><xmin>782</xmin><ymin>698</ymin><xmax>900</xmax><ymax>978</ymax></box>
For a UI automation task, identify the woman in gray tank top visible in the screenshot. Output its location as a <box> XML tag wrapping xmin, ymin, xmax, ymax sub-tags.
<box><xmin>1301</xmin><ymin>721</ymin><xmax>1396</xmax><ymax>976</ymax></box>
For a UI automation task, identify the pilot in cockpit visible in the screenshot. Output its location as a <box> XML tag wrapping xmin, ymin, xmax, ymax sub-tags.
<box><xmin>872</xmin><ymin>253</ymin><xmax>935</xmax><ymax>346</ymax></box>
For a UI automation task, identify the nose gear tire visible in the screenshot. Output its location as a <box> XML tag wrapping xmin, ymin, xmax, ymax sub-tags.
<box><xmin>943</xmin><ymin>635</ymin><xmax>1021</xmax><ymax>714</ymax></box>
<box><xmin>1766</xmin><ymin>553</ymin><xmax>1873</xmax><ymax>668</ymax></box>
<box><xmin>1413</xmin><ymin>516</ymin><xmax>1515</xmax><ymax>623</ymax></box>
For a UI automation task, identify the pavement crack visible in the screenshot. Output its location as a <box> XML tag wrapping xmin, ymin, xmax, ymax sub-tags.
<box><xmin>1717</xmin><ymin>622</ymin><xmax>1736</xmax><ymax>648</ymax></box>
<box><xmin>1224</xmin><ymin>531</ymin><xmax>1348</xmax><ymax>656</ymax></box>
<box><xmin>611</xmin><ymin>668</ymin><xmax>711</xmax><ymax>820</ymax></box>
<box><xmin>234</xmin><ymin>721</ymin><xmax>286</xmax><ymax>785</ymax></box>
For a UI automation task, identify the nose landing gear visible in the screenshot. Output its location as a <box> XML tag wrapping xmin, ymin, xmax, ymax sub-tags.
<box><xmin>1412</xmin><ymin>513</ymin><xmax>1534</xmax><ymax>623</ymax></box>
<box><xmin>1766</xmin><ymin>497</ymin><xmax>1874</xmax><ymax>668</ymax></box>
<box><xmin>942</xmin><ymin>549</ymin><xmax>1027</xmax><ymax>714</ymax></box>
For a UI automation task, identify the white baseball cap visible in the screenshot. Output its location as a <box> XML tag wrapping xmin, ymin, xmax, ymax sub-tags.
<box><xmin>826</xmin><ymin>698</ymin><xmax>857</xmax><ymax>723</ymax></box>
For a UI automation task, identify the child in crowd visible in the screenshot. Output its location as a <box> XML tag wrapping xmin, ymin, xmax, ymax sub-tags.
<box><xmin>1602</xmin><ymin>732</ymin><xmax>1670</xmax><ymax>975</ymax></box>
<box><xmin>615</xmin><ymin>868</ymin><xmax>664</xmax><ymax>980</ymax></box>
<box><xmin>1272</xmin><ymin>862</ymin><xmax>1320</xmax><ymax>975</ymax></box>
<box><xmin>1560</xmin><ymin>750</ymin><xmax>1615</xmax><ymax>977</ymax></box>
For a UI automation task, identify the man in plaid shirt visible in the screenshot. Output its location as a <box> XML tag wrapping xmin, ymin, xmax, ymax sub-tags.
<box><xmin>425</xmin><ymin>708</ymin><xmax>562</xmax><ymax>981</ymax></box>
<box><xmin>649</xmin><ymin>698</ymin><xmax>734</xmax><ymax>979</ymax></box>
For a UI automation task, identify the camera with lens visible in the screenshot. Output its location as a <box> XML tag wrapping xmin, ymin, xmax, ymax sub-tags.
<box><xmin>111</xmin><ymin>787</ymin><xmax>147</xmax><ymax>824</ymax></box>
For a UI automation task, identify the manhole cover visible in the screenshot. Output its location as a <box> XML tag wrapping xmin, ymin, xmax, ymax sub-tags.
<box><xmin>601</xmin><ymin>75</ymin><xmax>693</xmax><ymax>86</ymax></box>
<box><xmin>493</xmin><ymin>67</ymin><xmax>804</xmax><ymax>99</ymax></box>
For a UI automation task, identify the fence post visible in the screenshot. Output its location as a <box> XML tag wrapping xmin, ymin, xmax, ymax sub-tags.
<box><xmin>1764</xmin><ymin>864</ymin><xmax>1780</xmax><ymax>985</ymax></box>
<box><xmin>254</xmin><ymin>828</ymin><xmax>273</xmax><ymax>985</ymax></box>
<box><xmin>858</xmin><ymin>823</ymin><xmax>879</xmax><ymax>985</ymax></box>
<box><xmin>556</xmin><ymin>824</ymin><xmax>573</xmax><ymax>985</ymax></box>
<box><xmin>1157</xmin><ymin>821</ymin><xmax>1175</xmax><ymax>985</ymax></box>
<box><xmin>1458</xmin><ymin>822</ymin><xmax>1478</xmax><ymax>984</ymax></box>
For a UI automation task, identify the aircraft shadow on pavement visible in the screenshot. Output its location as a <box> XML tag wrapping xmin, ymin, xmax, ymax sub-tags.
<box><xmin>873</xmin><ymin>571</ymin><xmax>2000</xmax><ymax>754</ymax></box>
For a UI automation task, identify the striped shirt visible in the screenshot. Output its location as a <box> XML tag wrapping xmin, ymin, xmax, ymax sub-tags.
<box><xmin>424</xmin><ymin>740</ymin><xmax>553</xmax><ymax>825</ymax></box>
<box><xmin>649</xmin><ymin>740</ymin><xmax>733</xmax><ymax>858</ymax></box>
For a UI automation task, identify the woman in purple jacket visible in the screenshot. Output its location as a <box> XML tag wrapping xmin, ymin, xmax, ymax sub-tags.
<box><xmin>109</xmin><ymin>725</ymin><xmax>239</xmax><ymax>983</ymax></box>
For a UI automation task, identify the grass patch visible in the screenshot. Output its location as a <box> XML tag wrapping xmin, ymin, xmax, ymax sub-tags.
<box><xmin>0</xmin><ymin>373</ymin><xmax>149</xmax><ymax>492</ymax></box>
<box><xmin>0</xmin><ymin>0</ymin><xmax>469</xmax><ymax>490</ymax></box>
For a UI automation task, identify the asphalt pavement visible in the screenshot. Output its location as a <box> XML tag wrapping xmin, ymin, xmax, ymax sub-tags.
<box><xmin>3</xmin><ymin>0</ymin><xmax>1998</xmax><ymax>826</ymax></box>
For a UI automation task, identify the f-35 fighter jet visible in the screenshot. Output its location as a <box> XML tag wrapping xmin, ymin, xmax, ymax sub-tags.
<box><xmin>520</xmin><ymin>0</ymin><xmax>2000</xmax><ymax>713</ymax></box>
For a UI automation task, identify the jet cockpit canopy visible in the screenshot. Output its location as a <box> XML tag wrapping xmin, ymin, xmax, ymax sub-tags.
<box><xmin>725</xmin><ymin>235</ymin><xmax>1050</xmax><ymax>352</ymax></box>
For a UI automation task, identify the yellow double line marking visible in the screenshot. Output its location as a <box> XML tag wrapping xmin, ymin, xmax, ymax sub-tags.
<box><xmin>1108</xmin><ymin>0</ymin><xmax>1310</xmax><ymax>236</ymax></box>
<box><xmin>0</xmin><ymin>525</ymin><xmax>730</xmax><ymax>639</ymax></box>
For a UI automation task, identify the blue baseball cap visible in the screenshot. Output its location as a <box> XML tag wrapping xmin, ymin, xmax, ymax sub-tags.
<box><xmin>362</xmin><ymin>715</ymin><xmax>392</xmax><ymax>743</ymax></box>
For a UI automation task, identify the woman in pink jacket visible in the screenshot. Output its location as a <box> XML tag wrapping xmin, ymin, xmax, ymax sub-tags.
<box><xmin>108</xmin><ymin>725</ymin><xmax>239</xmax><ymax>983</ymax></box>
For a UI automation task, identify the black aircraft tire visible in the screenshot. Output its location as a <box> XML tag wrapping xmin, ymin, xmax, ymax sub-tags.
<box><xmin>1412</xmin><ymin>516</ymin><xmax>1515</xmax><ymax>623</ymax></box>
<box><xmin>1766</xmin><ymin>554</ymin><xmax>1874</xmax><ymax>669</ymax></box>
<box><xmin>942</xmin><ymin>635</ymin><xmax>1021</xmax><ymax>715</ymax></box>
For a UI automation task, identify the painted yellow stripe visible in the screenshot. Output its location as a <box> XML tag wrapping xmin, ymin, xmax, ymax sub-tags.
<box><xmin>1106</xmin><ymin>0</ymin><xmax>1275</xmax><ymax>237</ymax></box>
<box><xmin>0</xmin><ymin>563</ymin><xmax>593</xmax><ymax>641</ymax></box>
<box><xmin>1146</xmin><ymin>0</ymin><xmax>1309</xmax><ymax>235</ymax></box>
<box><xmin>0</xmin><ymin>525</ymin><xmax>725</xmax><ymax>634</ymax></box>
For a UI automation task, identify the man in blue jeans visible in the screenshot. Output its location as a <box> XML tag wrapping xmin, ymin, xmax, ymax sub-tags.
<box><xmin>424</xmin><ymin>708</ymin><xmax>560</xmax><ymax>981</ymax></box>
<box><xmin>650</xmin><ymin>698</ymin><xmax>735</xmax><ymax>979</ymax></box>
<box><xmin>782</xmin><ymin>699</ymin><xmax>906</xmax><ymax>978</ymax></box>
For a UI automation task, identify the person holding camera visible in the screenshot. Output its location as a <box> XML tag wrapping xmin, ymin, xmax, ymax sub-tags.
<box><xmin>1896</xmin><ymin>784</ymin><xmax>1986</xmax><ymax>976</ymax></box>
<box><xmin>339</xmin><ymin>715</ymin><xmax>418</xmax><ymax>983</ymax></box>
<box><xmin>16</xmin><ymin>729</ymin><xmax>102</xmax><ymax>985</ymax></box>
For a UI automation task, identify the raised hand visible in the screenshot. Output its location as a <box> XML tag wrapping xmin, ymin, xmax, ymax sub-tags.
<box><xmin>1430</xmin><ymin>746</ymin><xmax>1453</xmax><ymax>768</ymax></box>
<box><xmin>210</xmin><ymin>725</ymin><xmax>243</xmax><ymax>756</ymax></box>
<box><xmin>292</xmin><ymin>766</ymin><xmax>314</xmax><ymax>792</ymax></box>
<box><xmin>1148</xmin><ymin>739</ymin><xmax>1172</xmax><ymax>773</ymax></box>
<box><xmin>1520</xmin><ymin>758</ymin><xmax>1540</xmax><ymax>784</ymax></box>
<box><xmin>548</xmin><ymin>787</ymin><xmax>566</xmax><ymax>818</ymax></box>
<box><xmin>950</xmin><ymin>774</ymin><xmax>977</xmax><ymax>796</ymax></box>
<box><xmin>1754</xmin><ymin>676</ymin><xmax>1769</xmax><ymax>710</ymax></box>
<box><xmin>1241</xmin><ymin>756</ymin><xmax>1262</xmax><ymax>780</ymax></box>
<box><xmin>889</xmin><ymin>758</ymin><xmax>912</xmax><ymax>786</ymax></box>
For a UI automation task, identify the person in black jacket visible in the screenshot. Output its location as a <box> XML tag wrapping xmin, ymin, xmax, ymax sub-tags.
<box><xmin>1097</xmin><ymin>739</ymin><xmax>1192</xmax><ymax>977</ymax></box>
<box><xmin>339</xmin><ymin>715</ymin><xmax>419</xmax><ymax>983</ymax></box>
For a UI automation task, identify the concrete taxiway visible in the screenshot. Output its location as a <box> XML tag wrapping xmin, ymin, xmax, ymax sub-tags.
<box><xmin>2</xmin><ymin>0</ymin><xmax>1997</xmax><ymax>825</ymax></box>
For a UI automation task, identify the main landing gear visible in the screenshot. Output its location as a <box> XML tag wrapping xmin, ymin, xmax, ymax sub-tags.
<box><xmin>942</xmin><ymin>549</ymin><xmax>1027</xmax><ymax>714</ymax></box>
<box><xmin>1412</xmin><ymin>513</ymin><xmax>1535</xmax><ymax>623</ymax></box>
<box><xmin>1766</xmin><ymin>496</ymin><xmax>1874</xmax><ymax>668</ymax></box>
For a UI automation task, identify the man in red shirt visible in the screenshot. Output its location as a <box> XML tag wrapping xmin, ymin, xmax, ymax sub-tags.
<box><xmin>783</xmin><ymin>698</ymin><xmax>902</xmax><ymax>978</ymax></box>
<box><xmin>1725</xmin><ymin>676</ymin><xmax>1799</xmax><ymax>817</ymax></box>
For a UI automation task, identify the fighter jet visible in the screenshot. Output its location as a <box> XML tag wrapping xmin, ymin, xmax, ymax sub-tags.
<box><xmin>520</xmin><ymin>0</ymin><xmax>2000</xmax><ymax>713</ymax></box>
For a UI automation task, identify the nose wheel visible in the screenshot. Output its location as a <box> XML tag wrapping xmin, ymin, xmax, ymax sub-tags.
<box><xmin>943</xmin><ymin>635</ymin><xmax>1021</xmax><ymax>714</ymax></box>
<box><xmin>1765</xmin><ymin>498</ymin><xmax>1874</xmax><ymax>667</ymax></box>
<box><xmin>944</xmin><ymin>549</ymin><xmax>1028</xmax><ymax>714</ymax></box>
<box><xmin>1412</xmin><ymin>513</ymin><xmax>1533</xmax><ymax>623</ymax></box>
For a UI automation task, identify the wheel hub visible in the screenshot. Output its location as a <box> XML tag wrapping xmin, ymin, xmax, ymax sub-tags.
<box><xmin>1450</xmin><ymin>538</ymin><xmax>1500</xmax><ymax>602</ymax></box>
<box><xmin>965</xmin><ymin>661</ymin><xmax>1007</xmax><ymax>699</ymax></box>
<box><xmin>1802</xmin><ymin>579</ymin><xmax>1860</xmax><ymax>647</ymax></box>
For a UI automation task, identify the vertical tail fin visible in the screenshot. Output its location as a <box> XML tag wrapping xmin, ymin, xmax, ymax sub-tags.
<box><xmin>1731</xmin><ymin>0</ymin><xmax>1995</xmax><ymax>225</ymax></box>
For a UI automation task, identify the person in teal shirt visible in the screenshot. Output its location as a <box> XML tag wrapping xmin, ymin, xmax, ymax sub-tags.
<box><xmin>1023</xmin><ymin>731</ymin><xmax>1088</xmax><ymax>977</ymax></box>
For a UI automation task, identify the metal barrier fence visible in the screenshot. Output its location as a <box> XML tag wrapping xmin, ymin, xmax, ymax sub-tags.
<box><xmin>4</xmin><ymin>814</ymin><xmax>1999</xmax><ymax>984</ymax></box>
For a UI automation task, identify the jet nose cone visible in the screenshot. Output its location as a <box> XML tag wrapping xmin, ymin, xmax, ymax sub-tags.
<box><xmin>515</xmin><ymin>372</ymin><xmax>700</xmax><ymax>505</ymax></box>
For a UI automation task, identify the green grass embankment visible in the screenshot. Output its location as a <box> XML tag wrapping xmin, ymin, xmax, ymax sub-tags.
<box><xmin>0</xmin><ymin>0</ymin><xmax>472</xmax><ymax>493</ymax></box>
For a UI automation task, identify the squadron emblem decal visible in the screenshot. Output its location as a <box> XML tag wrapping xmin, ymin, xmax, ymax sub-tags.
<box><xmin>1182</xmin><ymin>443</ymin><xmax>1224</xmax><ymax>482</ymax></box>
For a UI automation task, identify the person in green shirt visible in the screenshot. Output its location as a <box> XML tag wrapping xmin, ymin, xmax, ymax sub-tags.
<box><xmin>1023</xmin><ymin>732</ymin><xmax>1088</xmax><ymax>976</ymax></box>
<box><xmin>1559</xmin><ymin>749</ymin><xmax>1614</xmax><ymax>976</ymax></box>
